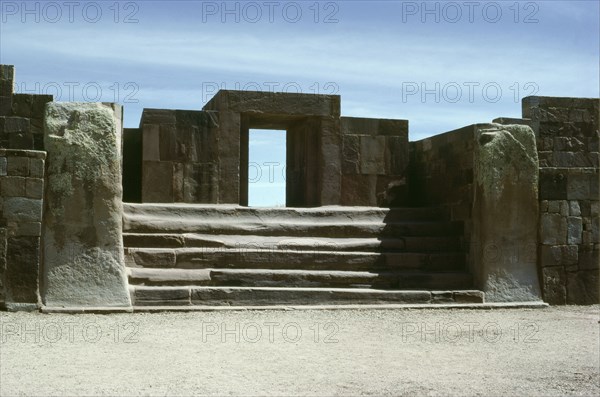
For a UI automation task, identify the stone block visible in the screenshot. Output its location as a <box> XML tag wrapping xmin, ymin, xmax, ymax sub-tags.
<box><xmin>360</xmin><ymin>135</ymin><xmax>385</xmax><ymax>175</ymax></box>
<box><xmin>341</xmin><ymin>135</ymin><xmax>360</xmax><ymax>174</ymax></box>
<box><xmin>566</xmin><ymin>270</ymin><xmax>599</xmax><ymax>304</ymax></box>
<box><xmin>547</xmin><ymin>200</ymin><xmax>560</xmax><ymax>213</ymax></box>
<box><xmin>3</xmin><ymin>197</ymin><xmax>42</xmax><ymax>222</ymax></box>
<box><xmin>540</xmin><ymin>213</ymin><xmax>567</xmax><ymax>245</ymax></box>
<box><xmin>7</xmin><ymin>156</ymin><xmax>29</xmax><ymax>176</ymax></box>
<box><xmin>0</xmin><ymin>176</ymin><xmax>26</xmax><ymax>196</ymax></box>
<box><xmin>567</xmin><ymin>169</ymin><xmax>594</xmax><ymax>200</ymax></box>
<box><xmin>472</xmin><ymin>124</ymin><xmax>541</xmax><ymax>302</ymax></box>
<box><xmin>29</xmin><ymin>158</ymin><xmax>44</xmax><ymax>178</ymax></box>
<box><xmin>539</xmin><ymin>168</ymin><xmax>567</xmax><ymax>199</ymax></box>
<box><xmin>386</xmin><ymin>136</ymin><xmax>409</xmax><ymax>175</ymax></box>
<box><xmin>541</xmin><ymin>266</ymin><xmax>566</xmax><ymax>305</ymax></box>
<box><xmin>0</xmin><ymin>156</ymin><xmax>6</xmax><ymax>175</ymax></box>
<box><xmin>567</xmin><ymin>217</ymin><xmax>583</xmax><ymax>244</ymax></box>
<box><xmin>559</xmin><ymin>200</ymin><xmax>569</xmax><ymax>216</ymax></box>
<box><xmin>540</xmin><ymin>245</ymin><xmax>578</xmax><ymax>267</ymax></box>
<box><xmin>0</xmin><ymin>78</ymin><xmax>12</xmax><ymax>97</ymax></box>
<box><xmin>578</xmin><ymin>245</ymin><xmax>599</xmax><ymax>270</ymax></box>
<box><xmin>15</xmin><ymin>222</ymin><xmax>41</xmax><ymax>237</ymax></box>
<box><xmin>569</xmin><ymin>201</ymin><xmax>581</xmax><ymax>216</ymax></box>
<box><xmin>142</xmin><ymin>124</ymin><xmax>160</xmax><ymax>161</ymax></box>
<box><xmin>0</xmin><ymin>96</ymin><xmax>11</xmax><ymax>116</ymax></box>
<box><xmin>43</xmin><ymin>102</ymin><xmax>131</xmax><ymax>308</ymax></box>
<box><xmin>341</xmin><ymin>174</ymin><xmax>377</xmax><ymax>206</ymax></box>
<box><xmin>25</xmin><ymin>178</ymin><xmax>43</xmax><ymax>199</ymax></box>
<box><xmin>4</xmin><ymin>236</ymin><xmax>40</xmax><ymax>305</ymax></box>
<box><xmin>142</xmin><ymin>161</ymin><xmax>174</xmax><ymax>203</ymax></box>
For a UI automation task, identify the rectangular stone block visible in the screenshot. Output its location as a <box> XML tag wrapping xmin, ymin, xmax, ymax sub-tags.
<box><xmin>15</xmin><ymin>222</ymin><xmax>41</xmax><ymax>237</ymax></box>
<box><xmin>7</xmin><ymin>155</ymin><xmax>29</xmax><ymax>176</ymax></box>
<box><xmin>566</xmin><ymin>270</ymin><xmax>599</xmax><ymax>304</ymax></box>
<box><xmin>385</xmin><ymin>136</ymin><xmax>409</xmax><ymax>175</ymax></box>
<box><xmin>540</xmin><ymin>213</ymin><xmax>567</xmax><ymax>245</ymax></box>
<box><xmin>0</xmin><ymin>78</ymin><xmax>13</xmax><ymax>97</ymax></box>
<box><xmin>0</xmin><ymin>96</ymin><xmax>12</xmax><ymax>116</ymax></box>
<box><xmin>4</xmin><ymin>236</ymin><xmax>40</xmax><ymax>305</ymax></box>
<box><xmin>43</xmin><ymin>102</ymin><xmax>130</xmax><ymax>308</ymax></box>
<box><xmin>567</xmin><ymin>169</ymin><xmax>593</xmax><ymax>199</ymax></box>
<box><xmin>142</xmin><ymin>124</ymin><xmax>160</xmax><ymax>161</ymax></box>
<box><xmin>540</xmin><ymin>245</ymin><xmax>578</xmax><ymax>267</ymax></box>
<box><xmin>3</xmin><ymin>197</ymin><xmax>42</xmax><ymax>222</ymax></box>
<box><xmin>29</xmin><ymin>158</ymin><xmax>44</xmax><ymax>178</ymax></box>
<box><xmin>567</xmin><ymin>217</ymin><xmax>583</xmax><ymax>244</ymax></box>
<box><xmin>142</xmin><ymin>161</ymin><xmax>173</xmax><ymax>203</ymax></box>
<box><xmin>341</xmin><ymin>135</ymin><xmax>360</xmax><ymax>174</ymax></box>
<box><xmin>1</xmin><ymin>176</ymin><xmax>26</xmax><ymax>196</ymax></box>
<box><xmin>25</xmin><ymin>178</ymin><xmax>43</xmax><ymax>199</ymax></box>
<box><xmin>539</xmin><ymin>168</ymin><xmax>567</xmax><ymax>199</ymax></box>
<box><xmin>360</xmin><ymin>136</ymin><xmax>385</xmax><ymax>175</ymax></box>
<box><xmin>0</xmin><ymin>156</ymin><xmax>6</xmax><ymax>175</ymax></box>
<box><xmin>541</xmin><ymin>266</ymin><xmax>566</xmax><ymax>305</ymax></box>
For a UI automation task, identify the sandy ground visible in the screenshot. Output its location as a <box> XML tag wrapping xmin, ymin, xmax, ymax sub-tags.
<box><xmin>0</xmin><ymin>305</ymin><xmax>598</xmax><ymax>396</ymax></box>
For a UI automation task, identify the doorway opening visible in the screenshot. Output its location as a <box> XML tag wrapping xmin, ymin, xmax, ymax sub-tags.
<box><xmin>248</xmin><ymin>129</ymin><xmax>286</xmax><ymax>207</ymax></box>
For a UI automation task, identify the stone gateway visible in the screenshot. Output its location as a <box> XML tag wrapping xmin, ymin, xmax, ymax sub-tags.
<box><xmin>0</xmin><ymin>64</ymin><xmax>598</xmax><ymax>311</ymax></box>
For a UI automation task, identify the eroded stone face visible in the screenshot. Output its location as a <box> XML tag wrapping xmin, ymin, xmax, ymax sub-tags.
<box><xmin>472</xmin><ymin>123</ymin><xmax>542</xmax><ymax>302</ymax></box>
<box><xmin>42</xmin><ymin>102</ymin><xmax>131</xmax><ymax>308</ymax></box>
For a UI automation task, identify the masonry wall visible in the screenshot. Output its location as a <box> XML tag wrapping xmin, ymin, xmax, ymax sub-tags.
<box><xmin>0</xmin><ymin>65</ymin><xmax>53</xmax><ymax>151</ymax></box>
<box><xmin>341</xmin><ymin>117</ymin><xmax>409</xmax><ymax>206</ymax></box>
<box><xmin>523</xmin><ymin>96</ymin><xmax>599</xmax><ymax>304</ymax></box>
<box><xmin>0</xmin><ymin>149</ymin><xmax>45</xmax><ymax>309</ymax></box>
<box><xmin>140</xmin><ymin>109</ymin><xmax>220</xmax><ymax>203</ymax></box>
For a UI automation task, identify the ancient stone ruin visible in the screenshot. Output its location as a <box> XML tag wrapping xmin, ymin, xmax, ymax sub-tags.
<box><xmin>0</xmin><ymin>64</ymin><xmax>598</xmax><ymax>311</ymax></box>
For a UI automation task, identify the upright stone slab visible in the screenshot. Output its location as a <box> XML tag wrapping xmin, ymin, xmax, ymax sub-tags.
<box><xmin>42</xmin><ymin>103</ymin><xmax>131</xmax><ymax>308</ymax></box>
<box><xmin>472</xmin><ymin>123</ymin><xmax>542</xmax><ymax>301</ymax></box>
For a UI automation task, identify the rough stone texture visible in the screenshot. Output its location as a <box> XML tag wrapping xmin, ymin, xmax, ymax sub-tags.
<box><xmin>0</xmin><ymin>65</ymin><xmax>53</xmax><ymax>151</ymax></box>
<box><xmin>42</xmin><ymin>102</ymin><xmax>131</xmax><ymax>308</ymax></box>
<box><xmin>340</xmin><ymin>117</ymin><xmax>409</xmax><ymax>206</ymax></box>
<box><xmin>471</xmin><ymin>123</ymin><xmax>541</xmax><ymax>302</ymax></box>
<box><xmin>0</xmin><ymin>148</ymin><xmax>45</xmax><ymax>310</ymax></box>
<box><xmin>523</xmin><ymin>96</ymin><xmax>599</xmax><ymax>304</ymax></box>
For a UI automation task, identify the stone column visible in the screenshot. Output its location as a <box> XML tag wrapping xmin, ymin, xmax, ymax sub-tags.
<box><xmin>472</xmin><ymin>123</ymin><xmax>542</xmax><ymax>302</ymax></box>
<box><xmin>42</xmin><ymin>102</ymin><xmax>131</xmax><ymax>309</ymax></box>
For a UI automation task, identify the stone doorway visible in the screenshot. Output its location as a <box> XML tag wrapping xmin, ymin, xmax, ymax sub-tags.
<box><xmin>247</xmin><ymin>129</ymin><xmax>286</xmax><ymax>207</ymax></box>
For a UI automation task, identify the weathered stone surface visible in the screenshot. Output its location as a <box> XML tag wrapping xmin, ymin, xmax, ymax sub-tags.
<box><xmin>4</xmin><ymin>236</ymin><xmax>40</xmax><ymax>305</ymax></box>
<box><xmin>472</xmin><ymin>123</ymin><xmax>541</xmax><ymax>302</ymax></box>
<box><xmin>42</xmin><ymin>102</ymin><xmax>130</xmax><ymax>308</ymax></box>
<box><xmin>3</xmin><ymin>197</ymin><xmax>42</xmax><ymax>222</ymax></box>
<box><xmin>360</xmin><ymin>136</ymin><xmax>386</xmax><ymax>175</ymax></box>
<box><xmin>540</xmin><ymin>245</ymin><xmax>578</xmax><ymax>267</ymax></box>
<box><xmin>567</xmin><ymin>217</ymin><xmax>583</xmax><ymax>244</ymax></box>
<box><xmin>566</xmin><ymin>270</ymin><xmax>599</xmax><ymax>304</ymax></box>
<box><xmin>540</xmin><ymin>213</ymin><xmax>567</xmax><ymax>245</ymax></box>
<box><xmin>541</xmin><ymin>266</ymin><xmax>567</xmax><ymax>304</ymax></box>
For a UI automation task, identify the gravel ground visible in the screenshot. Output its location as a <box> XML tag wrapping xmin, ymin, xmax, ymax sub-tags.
<box><xmin>0</xmin><ymin>305</ymin><xmax>598</xmax><ymax>396</ymax></box>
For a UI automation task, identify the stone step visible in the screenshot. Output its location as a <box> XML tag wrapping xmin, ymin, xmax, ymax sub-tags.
<box><xmin>124</xmin><ymin>203</ymin><xmax>447</xmax><ymax>223</ymax></box>
<box><xmin>123</xmin><ymin>233</ymin><xmax>463</xmax><ymax>252</ymax></box>
<box><xmin>123</xmin><ymin>204</ymin><xmax>457</xmax><ymax>238</ymax></box>
<box><xmin>127</xmin><ymin>267</ymin><xmax>473</xmax><ymax>289</ymax></box>
<box><xmin>130</xmin><ymin>285</ymin><xmax>485</xmax><ymax>306</ymax></box>
<box><xmin>125</xmin><ymin>248</ymin><xmax>466</xmax><ymax>272</ymax></box>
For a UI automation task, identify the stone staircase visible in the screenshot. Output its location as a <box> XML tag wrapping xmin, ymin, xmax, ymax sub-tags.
<box><xmin>123</xmin><ymin>204</ymin><xmax>484</xmax><ymax>307</ymax></box>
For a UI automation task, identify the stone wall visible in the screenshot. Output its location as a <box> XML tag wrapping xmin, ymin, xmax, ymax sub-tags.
<box><xmin>409</xmin><ymin>125</ymin><xmax>475</xmax><ymax>229</ymax></box>
<box><xmin>523</xmin><ymin>96</ymin><xmax>599</xmax><ymax>304</ymax></box>
<box><xmin>140</xmin><ymin>109</ymin><xmax>220</xmax><ymax>203</ymax></box>
<box><xmin>0</xmin><ymin>65</ymin><xmax>53</xmax><ymax>151</ymax></box>
<box><xmin>0</xmin><ymin>148</ymin><xmax>45</xmax><ymax>310</ymax></box>
<box><xmin>340</xmin><ymin>117</ymin><xmax>409</xmax><ymax>206</ymax></box>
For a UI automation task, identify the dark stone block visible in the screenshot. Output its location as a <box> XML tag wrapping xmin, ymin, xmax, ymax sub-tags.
<box><xmin>341</xmin><ymin>135</ymin><xmax>360</xmax><ymax>174</ymax></box>
<box><xmin>0</xmin><ymin>78</ymin><xmax>13</xmax><ymax>97</ymax></box>
<box><xmin>0</xmin><ymin>96</ymin><xmax>12</xmax><ymax>116</ymax></box>
<box><xmin>142</xmin><ymin>161</ymin><xmax>173</xmax><ymax>202</ymax></box>
<box><xmin>539</xmin><ymin>168</ymin><xmax>567</xmax><ymax>199</ymax></box>
<box><xmin>5</xmin><ymin>236</ymin><xmax>40</xmax><ymax>304</ymax></box>
<box><xmin>567</xmin><ymin>270</ymin><xmax>599</xmax><ymax>304</ymax></box>
<box><xmin>140</xmin><ymin>109</ymin><xmax>176</xmax><ymax>126</ymax></box>
<box><xmin>542</xmin><ymin>266</ymin><xmax>566</xmax><ymax>305</ymax></box>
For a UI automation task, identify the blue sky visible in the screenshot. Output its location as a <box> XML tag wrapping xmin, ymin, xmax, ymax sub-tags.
<box><xmin>1</xmin><ymin>0</ymin><xmax>598</xmax><ymax>205</ymax></box>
